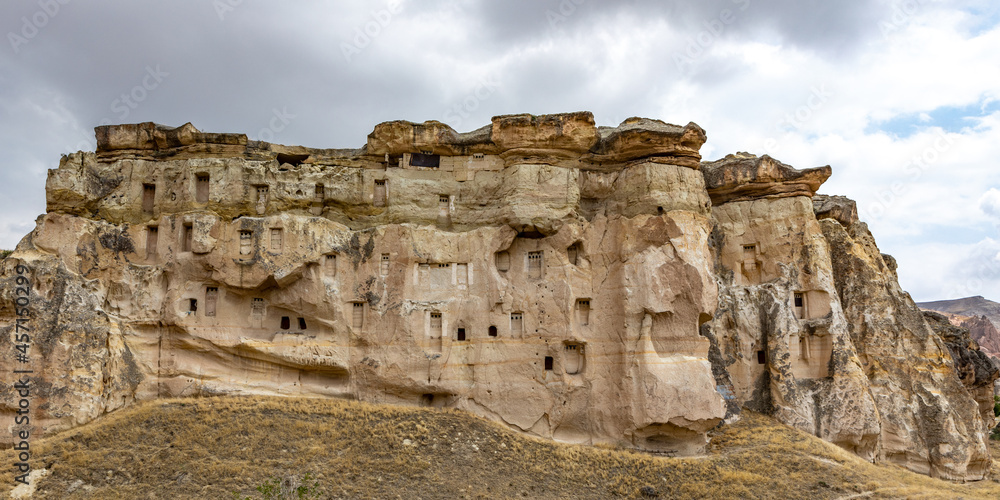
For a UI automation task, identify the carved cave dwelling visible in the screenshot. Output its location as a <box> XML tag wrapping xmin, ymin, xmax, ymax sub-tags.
<box><xmin>1</xmin><ymin>112</ymin><xmax>997</xmax><ymax>480</ymax></box>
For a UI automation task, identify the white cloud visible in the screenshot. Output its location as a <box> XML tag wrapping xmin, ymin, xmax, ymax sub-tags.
<box><xmin>0</xmin><ymin>1</ymin><xmax>998</xmax><ymax>301</ymax></box>
<box><xmin>979</xmin><ymin>188</ymin><xmax>1000</xmax><ymax>219</ymax></box>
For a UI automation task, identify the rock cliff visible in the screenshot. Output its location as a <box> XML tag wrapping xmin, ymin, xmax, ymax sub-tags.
<box><xmin>961</xmin><ymin>315</ymin><xmax>1000</xmax><ymax>357</ymax></box>
<box><xmin>0</xmin><ymin>113</ymin><xmax>993</xmax><ymax>480</ymax></box>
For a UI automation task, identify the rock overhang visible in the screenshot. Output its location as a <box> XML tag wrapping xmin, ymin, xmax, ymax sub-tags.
<box><xmin>96</xmin><ymin>112</ymin><xmax>710</xmax><ymax>169</ymax></box>
<box><xmin>700</xmin><ymin>152</ymin><xmax>832</xmax><ymax>205</ymax></box>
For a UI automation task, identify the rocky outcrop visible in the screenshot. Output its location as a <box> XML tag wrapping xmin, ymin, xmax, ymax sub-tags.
<box><xmin>812</xmin><ymin>194</ymin><xmax>859</xmax><ymax>227</ymax></box>
<box><xmin>961</xmin><ymin>315</ymin><xmax>1000</xmax><ymax>357</ymax></box>
<box><xmin>923</xmin><ymin>311</ymin><xmax>1000</xmax><ymax>431</ymax></box>
<box><xmin>701</xmin><ymin>153</ymin><xmax>830</xmax><ymax>205</ymax></box>
<box><xmin>820</xmin><ymin>220</ymin><xmax>991</xmax><ymax>479</ymax></box>
<box><xmin>0</xmin><ymin>114</ymin><xmax>991</xmax><ymax>480</ymax></box>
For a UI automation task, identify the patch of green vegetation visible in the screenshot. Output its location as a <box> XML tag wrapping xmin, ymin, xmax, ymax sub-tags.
<box><xmin>0</xmin><ymin>249</ymin><xmax>11</xmax><ymax>260</ymax></box>
<box><xmin>234</xmin><ymin>473</ymin><xmax>321</xmax><ymax>499</ymax></box>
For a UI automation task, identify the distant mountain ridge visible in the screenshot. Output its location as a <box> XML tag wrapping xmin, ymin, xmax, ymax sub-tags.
<box><xmin>918</xmin><ymin>296</ymin><xmax>1000</xmax><ymax>356</ymax></box>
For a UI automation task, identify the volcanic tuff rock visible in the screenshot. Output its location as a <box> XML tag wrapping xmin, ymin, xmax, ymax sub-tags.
<box><xmin>960</xmin><ymin>315</ymin><xmax>1000</xmax><ymax>357</ymax></box>
<box><xmin>0</xmin><ymin>112</ymin><xmax>993</xmax><ymax>480</ymax></box>
<box><xmin>923</xmin><ymin>311</ymin><xmax>1000</xmax><ymax>431</ymax></box>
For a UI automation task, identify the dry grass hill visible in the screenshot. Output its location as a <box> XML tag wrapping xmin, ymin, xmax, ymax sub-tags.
<box><xmin>2</xmin><ymin>396</ymin><xmax>1000</xmax><ymax>499</ymax></box>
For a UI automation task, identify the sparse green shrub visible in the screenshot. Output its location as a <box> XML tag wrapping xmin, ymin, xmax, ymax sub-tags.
<box><xmin>0</xmin><ymin>249</ymin><xmax>12</xmax><ymax>260</ymax></box>
<box><xmin>233</xmin><ymin>473</ymin><xmax>321</xmax><ymax>500</ymax></box>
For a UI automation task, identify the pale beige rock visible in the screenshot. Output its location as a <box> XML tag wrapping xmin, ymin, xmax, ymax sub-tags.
<box><xmin>704</xmin><ymin>195</ymin><xmax>881</xmax><ymax>461</ymax></box>
<box><xmin>820</xmin><ymin>219</ymin><xmax>991</xmax><ymax>479</ymax></box>
<box><xmin>702</xmin><ymin>152</ymin><xmax>830</xmax><ymax>205</ymax></box>
<box><xmin>0</xmin><ymin>116</ymin><xmax>991</xmax><ymax>478</ymax></box>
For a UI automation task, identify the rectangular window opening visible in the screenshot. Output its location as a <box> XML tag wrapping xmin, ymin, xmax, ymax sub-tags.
<box><xmin>251</xmin><ymin>298</ymin><xmax>265</xmax><ymax>318</ymax></box>
<box><xmin>239</xmin><ymin>231</ymin><xmax>253</xmax><ymax>256</ymax></box>
<box><xmin>142</xmin><ymin>184</ymin><xmax>155</xmax><ymax>212</ymax></box>
<box><xmin>374</xmin><ymin>179</ymin><xmax>387</xmax><ymax>207</ymax></box>
<box><xmin>146</xmin><ymin>226</ymin><xmax>158</xmax><ymax>258</ymax></box>
<box><xmin>757</xmin><ymin>350</ymin><xmax>766</xmax><ymax>365</ymax></box>
<box><xmin>298</xmin><ymin>317</ymin><xmax>307</xmax><ymax>330</ymax></box>
<box><xmin>182</xmin><ymin>223</ymin><xmax>193</xmax><ymax>253</ymax></box>
<box><xmin>195</xmin><ymin>174</ymin><xmax>210</xmax><ymax>203</ymax></box>
<box><xmin>567</xmin><ymin>243</ymin><xmax>580</xmax><ymax>266</ymax></box>
<box><xmin>456</xmin><ymin>327</ymin><xmax>466</xmax><ymax>341</ymax></box>
<box><xmin>205</xmin><ymin>287</ymin><xmax>218</xmax><ymax>317</ymax></box>
<box><xmin>352</xmin><ymin>302</ymin><xmax>365</xmax><ymax>329</ymax></box>
<box><xmin>255</xmin><ymin>185</ymin><xmax>269</xmax><ymax>214</ymax></box>
<box><xmin>496</xmin><ymin>251</ymin><xmax>510</xmax><ymax>272</ymax></box>
<box><xmin>188</xmin><ymin>298</ymin><xmax>197</xmax><ymax>313</ymax></box>
<box><xmin>430</xmin><ymin>312</ymin><xmax>442</xmax><ymax>338</ymax></box>
<box><xmin>527</xmin><ymin>251</ymin><xmax>543</xmax><ymax>279</ymax></box>
<box><xmin>280</xmin><ymin>316</ymin><xmax>290</xmax><ymax>330</ymax></box>
<box><xmin>270</xmin><ymin>228</ymin><xmax>283</xmax><ymax>253</ymax></box>
<box><xmin>511</xmin><ymin>312</ymin><xmax>523</xmax><ymax>334</ymax></box>
<box><xmin>544</xmin><ymin>356</ymin><xmax>554</xmax><ymax>371</ymax></box>
<box><xmin>411</xmin><ymin>153</ymin><xmax>440</xmax><ymax>168</ymax></box>
<box><xmin>794</xmin><ymin>292</ymin><xmax>806</xmax><ymax>319</ymax></box>
<box><xmin>564</xmin><ymin>343</ymin><xmax>583</xmax><ymax>375</ymax></box>
<box><xmin>576</xmin><ymin>299</ymin><xmax>591</xmax><ymax>326</ymax></box>
<box><xmin>488</xmin><ymin>325</ymin><xmax>497</xmax><ymax>337</ymax></box>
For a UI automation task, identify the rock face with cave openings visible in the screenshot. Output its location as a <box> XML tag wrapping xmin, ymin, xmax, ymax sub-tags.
<box><xmin>0</xmin><ymin>113</ymin><xmax>995</xmax><ymax>480</ymax></box>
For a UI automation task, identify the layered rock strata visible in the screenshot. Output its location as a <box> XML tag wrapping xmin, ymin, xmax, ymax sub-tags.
<box><xmin>0</xmin><ymin>114</ymin><xmax>991</xmax><ymax>479</ymax></box>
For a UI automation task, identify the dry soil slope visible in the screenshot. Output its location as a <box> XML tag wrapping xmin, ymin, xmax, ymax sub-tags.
<box><xmin>2</xmin><ymin>396</ymin><xmax>1000</xmax><ymax>499</ymax></box>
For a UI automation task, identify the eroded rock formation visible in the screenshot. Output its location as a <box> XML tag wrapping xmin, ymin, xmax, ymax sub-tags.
<box><xmin>0</xmin><ymin>113</ymin><xmax>992</xmax><ymax>479</ymax></box>
<box><xmin>961</xmin><ymin>315</ymin><xmax>1000</xmax><ymax>357</ymax></box>
<box><xmin>923</xmin><ymin>311</ymin><xmax>1000</xmax><ymax>432</ymax></box>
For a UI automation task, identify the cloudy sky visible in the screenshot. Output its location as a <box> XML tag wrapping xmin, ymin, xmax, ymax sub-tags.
<box><xmin>1</xmin><ymin>0</ymin><xmax>998</xmax><ymax>302</ymax></box>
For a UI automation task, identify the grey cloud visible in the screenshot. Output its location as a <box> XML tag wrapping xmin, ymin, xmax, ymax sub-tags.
<box><xmin>462</xmin><ymin>0</ymin><xmax>890</xmax><ymax>55</ymax></box>
<box><xmin>0</xmin><ymin>0</ymin><xmax>985</xmax><ymax>250</ymax></box>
